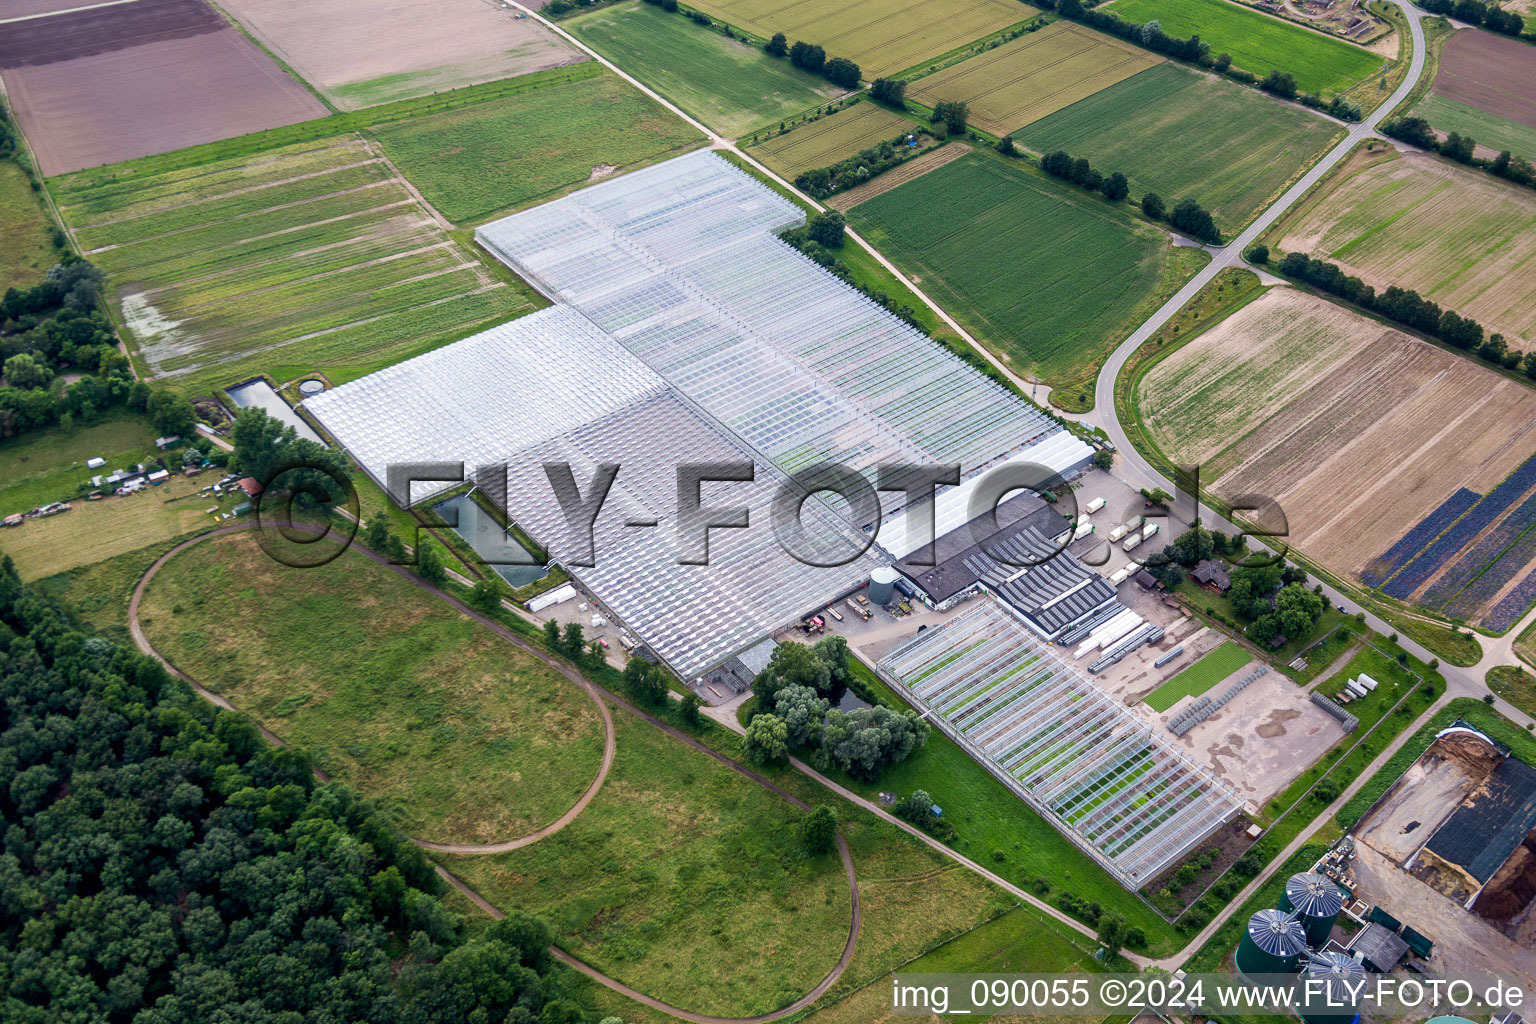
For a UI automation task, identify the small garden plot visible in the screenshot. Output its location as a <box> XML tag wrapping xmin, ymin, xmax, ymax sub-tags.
<box><xmin>1105</xmin><ymin>0</ymin><xmax>1385</xmax><ymax>95</ymax></box>
<box><xmin>752</xmin><ymin>102</ymin><xmax>916</xmax><ymax>180</ymax></box>
<box><xmin>568</xmin><ymin>2</ymin><xmax>843</xmax><ymax>137</ymax></box>
<box><xmin>1014</xmin><ymin>62</ymin><xmax>1344</xmax><ymax>232</ymax></box>
<box><xmin>907</xmin><ymin>21</ymin><xmax>1159</xmax><ymax>137</ymax></box>
<box><xmin>1145</xmin><ymin>640</ymin><xmax>1253</xmax><ymax>712</ymax></box>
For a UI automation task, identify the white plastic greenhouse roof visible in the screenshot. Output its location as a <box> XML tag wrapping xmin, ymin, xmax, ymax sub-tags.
<box><xmin>305</xmin><ymin>306</ymin><xmax>666</xmax><ymax>504</ymax></box>
<box><xmin>476</xmin><ymin>151</ymin><xmax>1091</xmax><ymax>526</ymax></box>
<box><xmin>879</xmin><ymin>600</ymin><xmax>1242</xmax><ymax>887</ymax></box>
<box><xmin>306</xmin><ymin>308</ymin><xmax>879</xmax><ymax>679</ymax></box>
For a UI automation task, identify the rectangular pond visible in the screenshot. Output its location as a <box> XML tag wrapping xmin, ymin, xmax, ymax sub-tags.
<box><xmin>227</xmin><ymin>379</ymin><xmax>324</xmax><ymax>445</ymax></box>
<box><xmin>435</xmin><ymin>494</ymin><xmax>548</xmax><ymax>588</ymax></box>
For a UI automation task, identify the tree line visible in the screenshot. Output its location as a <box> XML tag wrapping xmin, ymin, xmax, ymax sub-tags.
<box><xmin>1039</xmin><ymin>149</ymin><xmax>1222</xmax><ymax>243</ymax></box>
<box><xmin>792</xmin><ymin>126</ymin><xmax>931</xmax><ymax>197</ymax></box>
<box><xmin>1416</xmin><ymin>0</ymin><xmax>1528</xmax><ymax>36</ymax></box>
<box><xmin>1258</xmin><ymin>246</ymin><xmax>1536</xmax><ymax>377</ymax></box>
<box><xmin>1382</xmin><ymin>116</ymin><xmax>1536</xmax><ymax>192</ymax></box>
<box><xmin>1257</xmin><ymin>71</ymin><xmax>1361</xmax><ymax>121</ymax></box>
<box><xmin>1034</xmin><ymin>0</ymin><xmax>1361</xmax><ymax>118</ymax></box>
<box><xmin>1</xmin><ymin>259</ymin><xmax>197</xmax><ymax>445</ymax></box>
<box><xmin>0</xmin><ymin>559</ymin><xmax>606</xmax><ymax>1024</ymax></box>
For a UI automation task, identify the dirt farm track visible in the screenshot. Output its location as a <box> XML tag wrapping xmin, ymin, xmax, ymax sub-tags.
<box><xmin>1139</xmin><ymin>287</ymin><xmax>1536</xmax><ymax>583</ymax></box>
<box><xmin>0</xmin><ymin>0</ymin><xmax>325</xmax><ymax>175</ymax></box>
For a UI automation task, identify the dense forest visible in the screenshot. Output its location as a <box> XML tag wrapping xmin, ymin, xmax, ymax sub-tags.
<box><xmin>0</xmin><ymin>555</ymin><xmax>590</xmax><ymax>1023</ymax></box>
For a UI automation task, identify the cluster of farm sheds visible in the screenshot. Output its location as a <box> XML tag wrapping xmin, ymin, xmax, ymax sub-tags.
<box><xmin>305</xmin><ymin>151</ymin><xmax>1238</xmax><ymax>889</ymax></box>
<box><xmin>1228</xmin><ymin>724</ymin><xmax>1536</xmax><ymax>1008</ymax></box>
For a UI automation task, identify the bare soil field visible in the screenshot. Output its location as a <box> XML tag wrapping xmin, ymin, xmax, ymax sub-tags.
<box><xmin>217</xmin><ymin>0</ymin><xmax>584</xmax><ymax>110</ymax></box>
<box><xmin>1433</xmin><ymin>28</ymin><xmax>1536</xmax><ymax>131</ymax></box>
<box><xmin>0</xmin><ymin>0</ymin><xmax>117</xmax><ymax>18</ymax></box>
<box><xmin>0</xmin><ymin>0</ymin><xmax>324</xmax><ymax>175</ymax></box>
<box><xmin>1274</xmin><ymin>146</ymin><xmax>1536</xmax><ymax>347</ymax></box>
<box><xmin>1139</xmin><ymin>287</ymin><xmax>1536</xmax><ymax>578</ymax></box>
<box><xmin>907</xmin><ymin>22</ymin><xmax>1160</xmax><ymax>137</ymax></box>
<box><xmin>828</xmin><ymin>143</ymin><xmax>970</xmax><ymax>210</ymax></box>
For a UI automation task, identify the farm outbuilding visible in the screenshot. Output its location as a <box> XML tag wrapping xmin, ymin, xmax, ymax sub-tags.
<box><xmin>878</xmin><ymin>600</ymin><xmax>1242</xmax><ymax>887</ymax></box>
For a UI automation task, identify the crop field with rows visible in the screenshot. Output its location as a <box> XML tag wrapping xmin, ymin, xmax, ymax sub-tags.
<box><xmin>679</xmin><ymin>0</ymin><xmax>1035</xmax><ymax>78</ymax></box>
<box><xmin>907</xmin><ymin>22</ymin><xmax>1159</xmax><ymax>137</ymax></box>
<box><xmin>1013</xmin><ymin>63</ymin><xmax>1343</xmax><ymax>232</ymax></box>
<box><xmin>1371</xmin><ymin>454</ymin><xmax>1536</xmax><ymax>628</ymax></box>
<box><xmin>751</xmin><ymin>102</ymin><xmax>916</xmax><ymax>179</ymax></box>
<box><xmin>1137</xmin><ymin>288</ymin><xmax>1536</xmax><ymax>588</ymax></box>
<box><xmin>52</xmin><ymin>135</ymin><xmax>537</xmax><ymax>395</ymax></box>
<box><xmin>1105</xmin><ymin>0</ymin><xmax>1384</xmax><ymax>95</ymax></box>
<box><xmin>1273</xmin><ymin>146</ymin><xmax>1536</xmax><ymax>348</ymax></box>
<box><xmin>568</xmin><ymin>2</ymin><xmax>843</xmax><ymax>138</ymax></box>
<box><xmin>849</xmin><ymin>152</ymin><xmax>1199</xmax><ymax>402</ymax></box>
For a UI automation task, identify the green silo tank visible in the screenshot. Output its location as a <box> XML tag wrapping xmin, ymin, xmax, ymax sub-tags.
<box><xmin>1298</xmin><ymin>952</ymin><xmax>1365</xmax><ymax>1024</ymax></box>
<box><xmin>1279</xmin><ymin>872</ymin><xmax>1344</xmax><ymax>948</ymax></box>
<box><xmin>1236</xmin><ymin>908</ymin><xmax>1308</xmax><ymax>981</ymax></box>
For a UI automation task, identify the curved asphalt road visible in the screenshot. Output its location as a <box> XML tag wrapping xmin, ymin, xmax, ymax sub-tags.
<box><xmin>129</xmin><ymin>522</ymin><xmax>862</xmax><ymax>1023</ymax></box>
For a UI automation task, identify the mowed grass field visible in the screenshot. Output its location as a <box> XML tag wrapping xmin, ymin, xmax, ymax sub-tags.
<box><xmin>1015</xmin><ymin>63</ymin><xmax>1344</xmax><ymax>232</ymax></box>
<box><xmin>679</xmin><ymin>0</ymin><xmax>1035</xmax><ymax>78</ymax></box>
<box><xmin>908</xmin><ymin>21</ymin><xmax>1160</xmax><ymax>137</ymax></box>
<box><xmin>849</xmin><ymin>152</ymin><xmax>1203</xmax><ymax>404</ymax></box>
<box><xmin>1145</xmin><ymin>640</ymin><xmax>1252</xmax><ymax>712</ymax></box>
<box><xmin>138</xmin><ymin>530</ymin><xmax>607</xmax><ymax>845</ymax></box>
<box><xmin>1413</xmin><ymin>92</ymin><xmax>1536</xmax><ymax>161</ymax></box>
<box><xmin>0</xmin><ymin>160</ymin><xmax>57</xmax><ymax>290</ymax></box>
<box><xmin>372</xmin><ymin>71</ymin><xmax>704</xmax><ymax>224</ymax></box>
<box><xmin>1106</xmin><ymin>0</ymin><xmax>1384</xmax><ymax>94</ymax></box>
<box><xmin>1136</xmin><ymin>286</ymin><xmax>1536</xmax><ymax>580</ymax></box>
<box><xmin>1273</xmin><ymin>146</ymin><xmax>1536</xmax><ymax>347</ymax></box>
<box><xmin>53</xmin><ymin>134</ymin><xmax>537</xmax><ymax>394</ymax></box>
<box><xmin>442</xmin><ymin>713</ymin><xmax>853</xmax><ymax>1018</ymax></box>
<box><xmin>568</xmin><ymin>2</ymin><xmax>842</xmax><ymax>137</ymax></box>
<box><xmin>751</xmin><ymin>101</ymin><xmax>915</xmax><ymax>178</ymax></box>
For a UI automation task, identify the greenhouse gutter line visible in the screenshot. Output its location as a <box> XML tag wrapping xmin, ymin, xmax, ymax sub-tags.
<box><xmin>505</xmin><ymin>0</ymin><xmax>1045</xmax><ymax>409</ymax></box>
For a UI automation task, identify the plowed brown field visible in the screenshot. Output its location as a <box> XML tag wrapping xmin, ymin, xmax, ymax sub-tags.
<box><xmin>1139</xmin><ymin>288</ymin><xmax>1536</xmax><ymax>577</ymax></box>
<box><xmin>0</xmin><ymin>0</ymin><xmax>324</xmax><ymax>175</ymax></box>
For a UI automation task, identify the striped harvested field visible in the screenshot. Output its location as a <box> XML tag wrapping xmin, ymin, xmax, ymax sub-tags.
<box><xmin>908</xmin><ymin>22</ymin><xmax>1160</xmax><ymax>137</ymax></box>
<box><xmin>828</xmin><ymin>143</ymin><xmax>970</xmax><ymax>209</ymax></box>
<box><xmin>1273</xmin><ymin>146</ymin><xmax>1536</xmax><ymax>348</ymax></box>
<box><xmin>1138</xmin><ymin>287</ymin><xmax>1536</xmax><ymax>597</ymax></box>
<box><xmin>752</xmin><ymin>102</ymin><xmax>915</xmax><ymax>179</ymax></box>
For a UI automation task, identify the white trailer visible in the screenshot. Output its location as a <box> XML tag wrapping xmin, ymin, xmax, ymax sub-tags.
<box><xmin>1346</xmin><ymin>679</ymin><xmax>1369</xmax><ymax>698</ymax></box>
<box><xmin>1108</xmin><ymin>524</ymin><xmax>1129</xmax><ymax>543</ymax></box>
<box><xmin>1141</xmin><ymin>521</ymin><xmax>1160</xmax><ymax>541</ymax></box>
<box><xmin>1072</xmin><ymin>522</ymin><xmax>1095</xmax><ymax>541</ymax></box>
<box><xmin>1357</xmin><ymin>672</ymin><xmax>1380</xmax><ymax>690</ymax></box>
<box><xmin>1123</xmin><ymin>534</ymin><xmax>1142</xmax><ymax>552</ymax></box>
<box><xmin>1109</xmin><ymin>566</ymin><xmax>1132</xmax><ymax>586</ymax></box>
<box><xmin>1084</xmin><ymin>497</ymin><xmax>1106</xmax><ymax>515</ymax></box>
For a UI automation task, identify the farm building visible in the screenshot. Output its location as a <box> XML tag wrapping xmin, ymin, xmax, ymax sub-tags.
<box><xmin>1414</xmin><ymin>744</ymin><xmax>1536</xmax><ymax>919</ymax></box>
<box><xmin>314</xmin><ymin>151</ymin><xmax>1095</xmax><ymax>681</ymax></box>
<box><xmin>894</xmin><ymin>493</ymin><xmax>1125</xmax><ymax>638</ymax></box>
<box><xmin>878</xmin><ymin>600</ymin><xmax>1242</xmax><ymax>887</ymax></box>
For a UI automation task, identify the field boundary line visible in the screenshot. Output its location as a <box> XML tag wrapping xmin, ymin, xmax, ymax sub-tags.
<box><xmin>0</xmin><ymin>0</ymin><xmax>142</xmax><ymax>23</ymax></box>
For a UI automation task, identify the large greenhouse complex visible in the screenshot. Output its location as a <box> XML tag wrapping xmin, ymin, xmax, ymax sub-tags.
<box><xmin>878</xmin><ymin>601</ymin><xmax>1243</xmax><ymax>887</ymax></box>
<box><xmin>310</xmin><ymin>150</ymin><xmax>1093</xmax><ymax>680</ymax></box>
